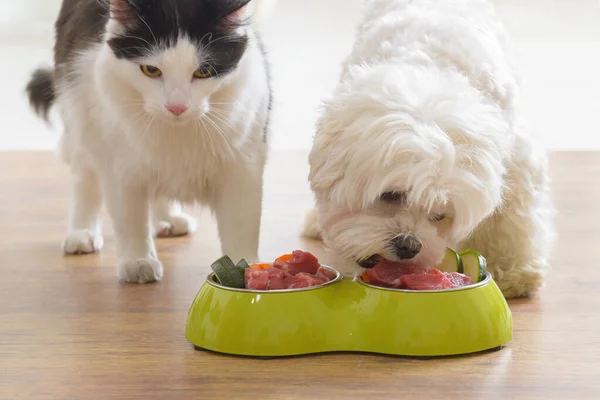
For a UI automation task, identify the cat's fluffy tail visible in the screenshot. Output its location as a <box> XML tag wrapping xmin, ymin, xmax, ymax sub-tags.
<box><xmin>25</xmin><ymin>67</ymin><xmax>55</xmax><ymax>122</ymax></box>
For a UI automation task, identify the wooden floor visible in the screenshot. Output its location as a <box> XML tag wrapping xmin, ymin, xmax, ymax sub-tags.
<box><xmin>0</xmin><ymin>151</ymin><xmax>598</xmax><ymax>399</ymax></box>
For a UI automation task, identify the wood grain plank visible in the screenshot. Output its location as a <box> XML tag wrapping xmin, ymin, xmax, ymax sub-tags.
<box><xmin>0</xmin><ymin>151</ymin><xmax>598</xmax><ymax>399</ymax></box>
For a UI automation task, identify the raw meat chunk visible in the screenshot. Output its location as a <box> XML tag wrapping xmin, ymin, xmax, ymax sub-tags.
<box><xmin>364</xmin><ymin>261</ymin><xmax>472</xmax><ymax>290</ymax></box>
<box><xmin>245</xmin><ymin>269</ymin><xmax>270</xmax><ymax>290</ymax></box>
<box><xmin>273</xmin><ymin>250</ymin><xmax>320</xmax><ymax>275</ymax></box>
<box><xmin>243</xmin><ymin>251</ymin><xmax>334</xmax><ymax>290</ymax></box>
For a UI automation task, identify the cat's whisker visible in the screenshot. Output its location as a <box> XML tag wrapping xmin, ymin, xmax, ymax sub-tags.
<box><xmin>197</xmin><ymin>117</ymin><xmax>217</xmax><ymax>157</ymax></box>
<box><xmin>208</xmin><ymin>106</ymin><xmax>229</xmax><ymax>114</ymax></box>
<box><xmin>203</xmin><ymin>114</ymin><xmax>228</xmax><ymax>140</ymax></box>
<box><xmin>209</xmin><ymin>107</ymin><xmax>234</xmax><ymax>116</ymax></box>
<box><xmin>203</xmin><ymin>60</ymin><xmax>218</xmax><ymax>77</ymax></box>
<box><xmin>125</xmin><ymin>111</ymin><xmax>149</xmax><ymax>135</ymax></box>
<box><xmin>111</xmin><ymin>46</ymin><xmax>153</xmax><ymax>55</ymax></box>
<box><xmin>209</xmin><ymin>102</ymin><xmax>238</xmax><ymax>106</ymax></box>
<box><xmin>138</xmin><ymin>115</ymin><xmax>154</xmax><ymax>141</ymax></box>
<box><xmin>209</xmin><ymin>106</ymin><xmax>235</xmax><ymax>113</ymax></box>
<box><xmin>137</xmin><ymin>15</ymin><xmax>158</xmax><ymax>44</ymax></box>
<box><xmin>120</xmin><ymin>35</ymin><xmax>153</xmax><ymax>47</ymax></box>
<box><xmin>201</xmin><ymin>51</ymin><xmax>217</xmax><ymax>65</ymax></box>
<box><xmin>203</xmin><ymin>114</ymin><xmax>234</xmax><ymax>151</ymax></box>
<box><xmin>129</xmin><ymin>110</ymin><xmax>147</xmax><ymax>125</ymax></box>
<box><xmin>149</xmin><ymin>116</ymin><xmax>158</xmax><ymax>137</ymax></box>
<box><xmin>145</xmin><ymin>118</ymin><xmax>158</xmax><ymax>146</ymax></box>
<box><xmin>207</xmin><ymin>111</ymin><xmax>241</xmax><ymax>136</ymax></box>
<box><xmin>131</xmin><ymin>115</ymin><xmax>147</xmax><ymax>129</ymax></box>
<box><xmin>208</xmin><ymin>33</ymin><xmax>242</xmax><ymax>46</ymax></box>
<box><xmin>198</xmin><ymin>32</ymin><xmax>214</xmax><ymax>47</ymax></box>
<box><xmin>118</xmin><ymin>104</ymin><xmax>146</xmax><ymax>110</ymax></box>
<box><xmin>209</xmin><ymin>106</ymin><xmax>239</xmax><ymax>117</ymax></box>
<box><xmin>208</xmin><ymin>111</ymin><xmax>230</xmax><ymax>120</ymax></box>
<box><xmin>209</xmin><ymin>112</ymin><xmax>239</xmax><ymax>130</ymax></box>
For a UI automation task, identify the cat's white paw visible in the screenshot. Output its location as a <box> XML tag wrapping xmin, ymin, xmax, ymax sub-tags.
<box><xmin>118</xmin><ymin>258</ymin><xmax>163</xmax><ymax>283</ymax></box>
<box><xmin>154</xmin><ymin>213</ymin><xmax>197</xmax><ymax>237</ymax></box>
<box><xmin>63</xmin><ymin>230</ymin><xmax>104</xmax><ymax>254</ymax></box>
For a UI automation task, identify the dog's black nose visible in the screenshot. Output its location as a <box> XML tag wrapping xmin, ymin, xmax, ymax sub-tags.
<box><xmin>392</xmin><ymin>236</ymin><xmax>421</xmax><ymax>259</ymax></box>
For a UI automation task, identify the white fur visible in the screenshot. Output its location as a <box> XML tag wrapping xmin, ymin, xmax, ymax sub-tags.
<box><xmin>55</xmin><ymin>16</ymin><xmax>270</xmax><ymax>283</ymax></box>
<box><xmin>305</xmin><ymin>0</ymin><xmax>554</xmax><ymax>298</ymax></box>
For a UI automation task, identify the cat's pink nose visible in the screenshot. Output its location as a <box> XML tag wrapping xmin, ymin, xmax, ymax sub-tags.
<box><xmin>166</xmin><ymin>103</ymin><xmax>188</xmax><ymax>116</ymax></box>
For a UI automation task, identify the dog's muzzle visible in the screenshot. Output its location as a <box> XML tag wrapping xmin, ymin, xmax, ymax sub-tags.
<box><xmin>392</xmin><ymin>236</ymin><xmax>422</xmax><ymax>260</ymax></box>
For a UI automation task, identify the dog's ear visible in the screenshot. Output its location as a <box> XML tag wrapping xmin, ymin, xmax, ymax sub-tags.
<box><xmin>110</xmin><ymin>0</ymin><xmax>140</xmax><ymax>28</ymax></box>
<box><xmin>308</xmin><ymin>140</ymin><xmax>346</xmax><ymax>193</ymax></box>
<box><xmin>446</xmin><ymin>182</ymin><xmax>503</xmax><ymax>244</ymax></box>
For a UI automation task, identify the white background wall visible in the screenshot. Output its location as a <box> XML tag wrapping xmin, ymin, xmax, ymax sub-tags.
<box><xmin>0</xmin><ymin>0</ymin><xmax>599</xmax><ymax>151</ymax></box>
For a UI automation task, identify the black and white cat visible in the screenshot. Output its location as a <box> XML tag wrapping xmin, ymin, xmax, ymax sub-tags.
<box><xmin>26</xmin><ymin>0</ymin><xmax>274</xmax><ymax>283</ymax></box>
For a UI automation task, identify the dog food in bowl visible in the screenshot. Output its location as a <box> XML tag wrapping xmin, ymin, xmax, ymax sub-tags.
<box><xmin>360</xmin><ymin>249</ymin><xmax>487</xmax><ymax>291</ymax></box>
<box><xmin>362</xmin><ymin>262</ymin><xmax>472</xmax><ymax>290</ymax></box>
<box><xmin>210</xmin><ymin>250</ymin><xmax>337</xmax><ymax>290</ymax></box>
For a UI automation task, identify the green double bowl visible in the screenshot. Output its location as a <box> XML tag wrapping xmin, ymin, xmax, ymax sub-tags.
<box><xmin>185</xmin><ymin>262</ymin><xmax>512</xmax><ymax>358</ymax></box>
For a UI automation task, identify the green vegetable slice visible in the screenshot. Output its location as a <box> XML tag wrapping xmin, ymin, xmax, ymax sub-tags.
<box><xmin>458</xmin><ymin>250</ymin><xmax>487</xmax><ymax>283</ymax></box>
<box><xmin>236</xmin><ymin>259</ymin><xmax>250</xmax><ymax>270</ymax></box>
<box><xmin>210</xmin><ymin>256</ymin><xmax>246</xmax><ymax>288</ymax></box>
<box><xmin>435</xmin><ymin>248</ymin><xmax>463</xmax><ymax>273</ymax></box>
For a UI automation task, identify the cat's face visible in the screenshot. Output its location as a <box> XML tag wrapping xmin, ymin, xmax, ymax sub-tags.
<box><xmin>103</xmin><ymin>0</ymin><xmax>251</xmax><ymax>124</ymax></box>
<box><xmin>109</xmin><ymin>37</ymin><xmax>228</xmax><ymax>125</ymax></box>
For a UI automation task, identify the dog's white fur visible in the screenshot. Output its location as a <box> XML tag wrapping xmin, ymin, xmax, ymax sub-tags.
<box><xmin>304</xmin><ymin>0</ymin><xmax>554</xmax><ymax>298</ymax></box>
<box><xmin>51</xmin><ymin>6</ymin><xmax>271</xmax><ymax>283</ymax></box>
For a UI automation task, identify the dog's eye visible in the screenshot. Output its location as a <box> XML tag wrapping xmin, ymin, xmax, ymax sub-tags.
<box><xmin>380</xmin><ymin>191</ymin><xmax>406</xmax><ymax>204</ymax></box>
<box><xmin>431</xmin><ymin>214</ymin><xmax>446</xmax><ymax>222</ymax></box>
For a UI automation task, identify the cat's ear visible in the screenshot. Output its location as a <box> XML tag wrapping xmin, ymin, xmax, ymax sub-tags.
<box><xmin>217</xmin><ymin>0</ymin><xmax>252</xmax><ymax>31</ymax></box>
<box><xmin>109</xmin><ymin>0</ymin><xmax>140</xmax><ymax>28</ymax></box>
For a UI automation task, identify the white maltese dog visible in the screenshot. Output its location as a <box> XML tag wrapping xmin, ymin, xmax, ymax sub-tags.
<box><xmin>303</xmin><ymin>0</ymin><xmax>554</xmax><ymax>298</ymax></box>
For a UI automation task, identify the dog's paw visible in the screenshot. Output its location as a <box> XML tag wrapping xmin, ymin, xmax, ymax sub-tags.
<box><xmin>63</xmin><ymin>230</ymin><xmax>104</xmax><ymax>255</ymax></box>
<box><xmin>154</xmin><ymin>213</ymin><xmax>197</xmax><ymax>238</ymax></box>
<box><xmin>497</xmin><ymin>266</ymin><xmax>547</xmax><ymax>299</ymax></box>
<box><xmin>118</xmin><ymin>258</ymin><xmax>163</xmax><ymax>283</ymax></box>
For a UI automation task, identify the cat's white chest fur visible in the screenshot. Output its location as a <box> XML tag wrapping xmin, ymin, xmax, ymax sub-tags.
<box><xmin>130</xmin><ymin>123</ymin><xmax>258</xmax><ymax>204</ymax></box>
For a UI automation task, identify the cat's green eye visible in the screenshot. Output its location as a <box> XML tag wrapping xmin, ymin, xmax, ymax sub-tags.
<box><xmin>194</xmin><ymin>66</ymin><xmax>214</xmax><ymax>79</ymax></box>
<box><xmin>140</xmin><ymin>65</ymin><xmax>162</xmax><ymax>78</ymax></box>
